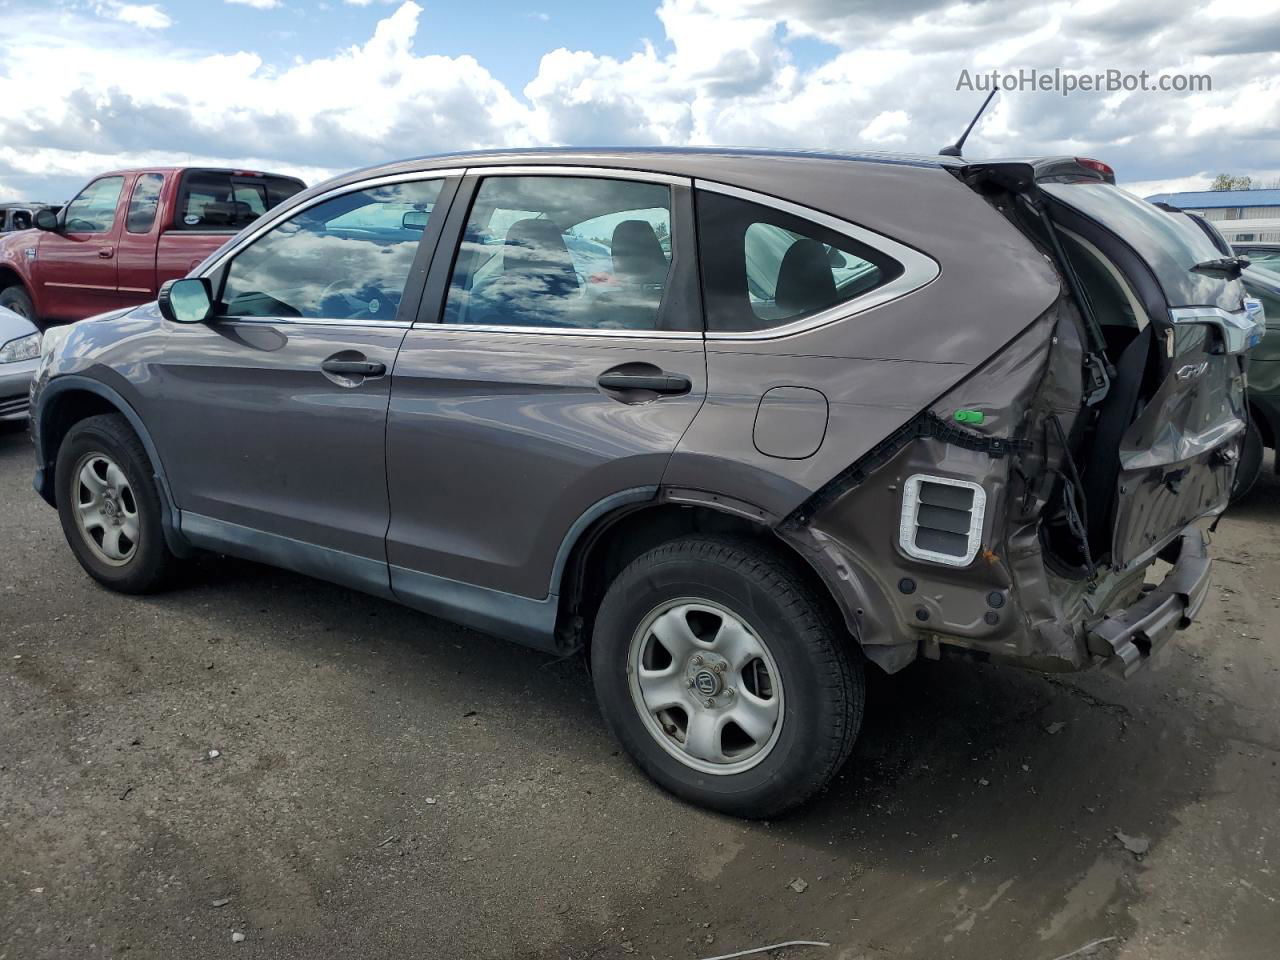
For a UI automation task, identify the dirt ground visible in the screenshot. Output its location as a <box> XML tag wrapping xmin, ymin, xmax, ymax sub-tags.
<box><xmin>2</xmin><ymin>421</ymin><xmax>1278</xmax><ymax>960</ymax></box>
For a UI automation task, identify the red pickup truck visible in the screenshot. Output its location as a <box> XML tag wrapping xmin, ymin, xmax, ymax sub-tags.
<box><xmin>0</xmin><ymin>167</ymin><xmax>305</xmax><ymax>327</ymax></box>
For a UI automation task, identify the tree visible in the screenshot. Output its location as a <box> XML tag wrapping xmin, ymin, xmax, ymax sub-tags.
<box><xmin>1211</xmin><ymin>174</ymin><xmax>1253</xmax><ymax>191</ymax></box>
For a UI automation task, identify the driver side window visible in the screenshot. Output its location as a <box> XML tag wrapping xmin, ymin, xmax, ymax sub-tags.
<box><xmin>219</xmin><ymin>178</ymin><xmax>445</xmax><ymax>322</ymax></box>
<box><xmin>64</xmin><ymin>177</ymin><xmax>125</xmax><ymax>234</ymax></box>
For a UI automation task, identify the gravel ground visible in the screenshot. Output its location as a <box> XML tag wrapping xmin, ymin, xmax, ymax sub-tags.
<box><xmin>2</xmin><ymin>421</ymin><xmax>1278</xmax><ymax>960</ymax></box>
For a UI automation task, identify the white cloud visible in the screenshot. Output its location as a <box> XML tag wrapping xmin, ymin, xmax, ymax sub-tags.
<box><xmin>2</xmin><ymin>0</ymin><xmax>1279</xmax><ymax>201</ymax></box>
<box><xmin>225</xmin><ymin>0</ymin><xmax>282</xmax><ymax>8</ymax></box>
<box><xmin>94</xmin><ymin>1</ymin><xmax>172</xmax><ymax>30</ymax></box>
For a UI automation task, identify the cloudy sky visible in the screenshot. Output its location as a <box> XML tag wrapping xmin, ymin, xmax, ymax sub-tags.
<box><xmin>1</xmin><ymin>0</ymin><xmax>1278</xmax><ymax>202</ymax></box>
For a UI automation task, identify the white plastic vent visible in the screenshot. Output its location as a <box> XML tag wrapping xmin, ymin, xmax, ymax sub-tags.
<box><xmin>899</xmin><ymin>475</ymin><xmax>987</xmax><ymax>567</ymax></box>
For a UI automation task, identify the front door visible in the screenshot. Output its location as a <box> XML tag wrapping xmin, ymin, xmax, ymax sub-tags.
<box><xmin>147</xmin><ymin>175</ymin><xmax>457</xmax><ymax>596</ymax></box>
<box><xmin>38</xmin><ymin>175</ymin><xmax>130</xmax><ymax>321</ymax></box>
<box><xmin>385</xmin><ymin>171</ymin><xmax>706</xmax><ymax>643</ymax></box>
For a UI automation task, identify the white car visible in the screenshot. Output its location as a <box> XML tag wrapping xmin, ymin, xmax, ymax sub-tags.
<box><xmin>0</xmin><ymin>304</ymin><xmax>41</xmax><ymax>422</ymax></box>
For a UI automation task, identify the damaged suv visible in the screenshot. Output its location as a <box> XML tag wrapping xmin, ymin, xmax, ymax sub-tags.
<box><xmin>30</xmin><ymin>149</ymin><xmax>1259</xmax><ymax>816</ymax></box>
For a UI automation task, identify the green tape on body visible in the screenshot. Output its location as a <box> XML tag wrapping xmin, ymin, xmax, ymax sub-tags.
<box><xmin>954</xmin><ymin>409</ymin><xmax>985</xmax><ymax>425</ymax></box>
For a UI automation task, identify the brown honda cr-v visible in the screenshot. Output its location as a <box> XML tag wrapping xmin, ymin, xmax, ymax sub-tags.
<box><xmin>30</xmin><ymin>149</ymin><xmax>1261</xmax><ymax>816</ymax></box>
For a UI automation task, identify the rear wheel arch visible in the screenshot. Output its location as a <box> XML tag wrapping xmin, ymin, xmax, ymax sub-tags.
<box><xmin>555</xmin><ymin>500</ymin><xmax>855</xmax><ymax>660</ymax></box>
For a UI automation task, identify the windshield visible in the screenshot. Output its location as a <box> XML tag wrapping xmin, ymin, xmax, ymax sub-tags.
<box><xmin>1042</xmin><ymin>182</ymin><xmax>1245</xmax><ymax>312</ymax></box>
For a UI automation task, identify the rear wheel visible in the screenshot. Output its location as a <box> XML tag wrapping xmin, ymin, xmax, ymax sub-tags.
<box><xmin>55</xmin><ymin>414</ymin><xmax>177</xmax><ymax>593</ymax></box>
<box><xmin>1231</xmin><ymin>419</ymin><xmax>1264</xmax><ymax>503</ymax></box>
<box><xmin>0</xmin><ymin>285</ymin><xmax>36</xmax><ymax>324</ymax></box>
<box><xmin>591</xmin><ymin>535</ymin><xmax>864</xmax><ymax>818</ymax></box>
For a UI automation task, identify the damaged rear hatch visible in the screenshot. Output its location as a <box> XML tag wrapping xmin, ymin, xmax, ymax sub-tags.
<box><xmin>1038</xmin><ymin>178</ymin><xmax>1258</xmax><ymax>571</ymax></box>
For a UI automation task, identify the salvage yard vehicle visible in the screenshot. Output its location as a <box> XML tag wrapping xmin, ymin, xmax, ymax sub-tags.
<box><xmin>0</xmin><ymin>304</ymin><xmax>40</xmax><ymax>423</ymax></box>
<box><xmin>0</xmin><ymin>202</ymin><xmax>60</xmax><ymax>234</ymax></box>
<box><xmin>0</xmin><ymin>168</ymin><xmax>305</xmax><ymax>326</ymax></box>
<box><xmin>29</xmin><ymin>149</ymin><xmax>1259</xmax><ymax>816</ymax></box>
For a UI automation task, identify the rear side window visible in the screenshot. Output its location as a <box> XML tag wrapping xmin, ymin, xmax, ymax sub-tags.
<box><xmin>126</xmin><ymin>173</ymin><xmax>165</xmax><ymax>234</ymax></box>
<box><xmin>64</xmin><ymin>177</ymin><xmax>125</xmax><ymax>234</ymax></box>
<box><xmin>441</xmin><ymin>175</ymin><xmax>677</xmax><ymax>331</ymax></box>
<box><xmin>173</xmin><ymin>171</ymin><xmax>305</xmax><ymax>231</ymax></box>
<box><xmin>696</xmin><ymin>190</ymin><xmax>904</xmax><ymax>333</ymax></box>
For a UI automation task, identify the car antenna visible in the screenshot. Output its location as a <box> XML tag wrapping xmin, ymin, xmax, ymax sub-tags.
<box><xmin>939</xmin><ymin>88</ymin><xmax>997</xmax><ymax>157</ymax></box>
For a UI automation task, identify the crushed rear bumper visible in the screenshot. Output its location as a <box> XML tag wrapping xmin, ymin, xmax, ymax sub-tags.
<box><xmin>1087</xmin><ymin>526</ymin><xmax>1211</xmax><ymax>677</ymax></box>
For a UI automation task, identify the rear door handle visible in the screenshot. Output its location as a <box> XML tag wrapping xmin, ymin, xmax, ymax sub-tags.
<box><xmin>98</xmin><ymin>246</ymin><xmax>114</xmax><ymax>259</ymax></box>
<box><xmin>322</xmin><ymin>359</ymin><xmax>386</xmax><ymax>377</ymax></box>
<box><xmin>597</xmin><ymin>371</ymin><xmax>692</xmax><ymax>394</ymax></box>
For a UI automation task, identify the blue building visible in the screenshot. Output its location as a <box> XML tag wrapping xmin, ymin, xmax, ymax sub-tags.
<box><xmin>1143</xmin><ymin>188</ymin><xmax>1280</xmax><ymax>222</ymax></box>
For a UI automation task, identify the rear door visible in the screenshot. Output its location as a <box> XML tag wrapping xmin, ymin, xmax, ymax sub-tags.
<box><xmin>148</xmin><ymin>174</ymin><xmax>457</xmax><ymax>595</ymax></box>
<box><xmin>1042</xmin><ymin>182</ymin><xmax>1256</xmax><ymax>568</ymax></box>
<box><xmin>37</xmin><ymin>175</ymin><xmax>129</xmax><ymax>320</ymax></box>
<box><xmin>116</xmin><ymin>171</ymin><xmax>166</xmax><ymax>303</ymax></box>
<box><xmin>384</xmin><ymin>169</ymin><xmax>706</xmax><ymax>639</ymax></box>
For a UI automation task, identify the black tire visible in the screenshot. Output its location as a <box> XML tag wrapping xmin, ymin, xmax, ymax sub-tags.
<box><xmin>0</xmin><ymin>285</ymin><xmax>36</xmax><ymax>325</ymax></box>
<box><xmin>591</xmin><ymin>535</ymin><xmax>864</xmax><ymax>818</ymax></box>
<box><xmin>1231</xmin><ymin>419</ymin><xmax>1264</xmax><ymax>503</ymax></box>
<box><xmin>55</xmin><ymin>413</ymin><xmax>177</xmax><ymax>594</ymax></box>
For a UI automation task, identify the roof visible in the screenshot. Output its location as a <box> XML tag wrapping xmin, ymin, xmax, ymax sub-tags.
<box><xmin>395</xmin><ymin>145</ymin><xmax>966</xmax><ymax>170</ymax></box>
<box><xmin>1144</xmin><ymin>188</ymin><xmax>1280</xmax><ymax>208</ymax></box>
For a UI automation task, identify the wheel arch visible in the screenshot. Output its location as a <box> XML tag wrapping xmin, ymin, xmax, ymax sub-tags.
<box><xmin>554</xmin><ymin>495</ymin><xmax>857</xmax><ymax>658</ymax></box>
<box><xmin>34</xmin><ymin>377</ymin><xmax>191</xmax><ymax>556</ymax></box>
<box><xmin>0</xmin><ymin>265</ymin><xmax>33</xmax><ymax>305</ymax></box>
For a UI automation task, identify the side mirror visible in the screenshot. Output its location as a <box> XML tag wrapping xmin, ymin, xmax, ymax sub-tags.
<box><xmin>402</xmin><ymin>210</ymin><xmax>430</xmax><ymax>231</ymax></box>
<box><xmin>34</xmin><ymin>209</ymin><xmax>59</xmax><ymax>232</ymax></box>
<box><xmin>158</xmin><ymin>277</ymin><xmax>213</xmax><ymax>324</ymax></box>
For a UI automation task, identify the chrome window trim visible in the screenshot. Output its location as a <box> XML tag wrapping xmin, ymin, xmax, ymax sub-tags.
<box><xmin>1169</xmin><ymin>304</ymin><xmax>1265</xmax><ymax>354</ymax></box>
<box><xmin>693</xmin><ymin>180</ymin><xmax>941</xmax><ymax>342</ymax></box>
<box><xmin>406</xmin><ymin>323</ymin><xmax>700</xmax><ymax>340</ymax></box>
<box><xmin>413</xmin><ymin>167</ymin><xmax>695</xmax><ymax>338</ymax></box>
<box><xmin>213</xmin><ymin>315</ymin><xmax>413</xmax><ymax>329</ymax></box>
<box><xmin>465</xmin><ymin>165</ymin><xmax>691</xmax><ymax>186</ymax></box>
<box><xmin>194</xmin><ymin>167</ymin><xmax>469</xmax><ymax>279</ymax></box>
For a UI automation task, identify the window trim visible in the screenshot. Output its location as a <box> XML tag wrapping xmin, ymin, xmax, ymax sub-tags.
<box><xmin>412</xmin><ymin>166</ymin><xmax>702</xmax><ymax>340</ymax></box>
<box><xmin>693</xmin><ymin>180</ymin><xmax>941</xmax><ymax>341</ymax></box>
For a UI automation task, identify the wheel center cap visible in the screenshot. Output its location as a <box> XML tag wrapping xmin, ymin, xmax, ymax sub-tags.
<box><xmin>692</xmin><ymin>669</ymin><xmax>721</xmax><ymax>697</ymax></box>
<box><xmin>102</xmin><ymin>498</ymin><xmax>118</xmax><ymax>518</ymax></box>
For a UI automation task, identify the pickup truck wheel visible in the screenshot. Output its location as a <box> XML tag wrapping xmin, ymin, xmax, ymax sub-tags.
<box><xmin>55</xmin><ymin>414</ymin><xmax>177</xmax><ymax>594</ymax></box>
<box><xmin>1230</xmin><ymin>419</ymin><xmax>1264</xmax><ymax>503</ymax></box>
<box><xmin>0</xmin><ymin>286</ymin><xmax>36</xmax><ymax>324</ymax></box>
<box><xmin>591</xmin><ymin>535</ymin><xmax>864</xmax><ymax>818</ymax></box>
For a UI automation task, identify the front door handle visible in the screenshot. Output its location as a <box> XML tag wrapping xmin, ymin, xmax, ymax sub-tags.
<box><xmin>98</xmin><ymin>246</ymin><xmax>114</xmax><ymax>259</ymax></box>
<box><xmin>597</xmin><ymin>370</ymin><xmax>692</xmax><ymax>395</ymax></box>
<box><xmin>322</xmin><ymin>359</ymin><xmax>386</xmax><ymax>377</ymax></box>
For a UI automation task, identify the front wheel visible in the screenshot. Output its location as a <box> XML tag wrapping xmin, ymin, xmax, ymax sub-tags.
<box><xmin>591</xmin><ymin>535</ymin><xmax>864</xmax><ymax>818</ymax></box>
<box><xmin>0</xmin><ymin>285</ymin><xmax>36</xmax><ymax>325</ymax></box>
<box><xmin>55</xmin><ymin>414</ymin><xmax>178</xmax><ymax>593</ymax></box>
